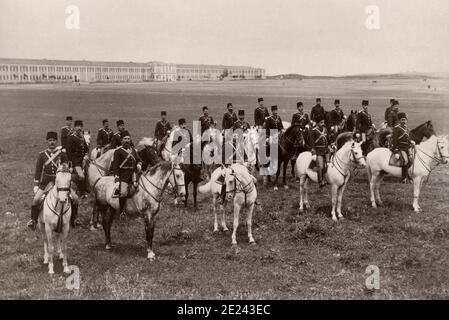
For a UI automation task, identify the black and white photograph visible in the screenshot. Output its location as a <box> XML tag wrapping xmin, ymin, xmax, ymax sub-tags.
<box><xmin>1</xmin><ymin>0</ymin><xmax>448</xmax><ymax>303</ymax></box>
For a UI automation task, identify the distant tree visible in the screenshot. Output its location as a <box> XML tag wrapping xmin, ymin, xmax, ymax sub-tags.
<box><xmin>220</xmin><ymin>68</ymin><xmax>229</xmax><ymax>79</ymax></box>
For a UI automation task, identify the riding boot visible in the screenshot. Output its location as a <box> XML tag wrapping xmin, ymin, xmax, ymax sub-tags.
<box><xmin>70</xmin><ymin>203</ymin><xmax>79</xmax><ymax>228</ymax></box>
<box><xmin>218</xmin><ymin>184</ymin><xmax>226</xmax><ymax>204</ymax></box>
<box><xmin>119</xmin><ymin>197</ymin><xmax>127</xmax><ymax>218</ymax></box>
<box><xmin>317</xmin><ymin>169</ymin><xmax>323</xmax><ymax>187</ymax></box>
<box><xmin>401</xmin><ymin>166</ymin><xmax>409</xmax><ymax>184</ymax></box>
<box><xmin>27</xmin><ymin>205</ymin><xmax>39</xmax><ymax>230</ymax></box>
<box><xmin>320</xmin><ymin>168</ymin><xmax>327</xmax><ymax>188</ymax></box>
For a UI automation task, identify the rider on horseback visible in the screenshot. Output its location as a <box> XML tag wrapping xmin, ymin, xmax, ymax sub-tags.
<box><xmin>154</xmin><ymin>111</ymin><xmax>172</xmax><ymax>151</ymax></box>
<box><xmin>67</xmin><ymin>120</ymin><xmax>89</xmax><ymax>201</ymax></box>
<box><xmin>96</xmin><ymin>119</ymin><xmax>113</xmax><ymax>158</ymax></box>
<box><xmin>112</xmin><ymin>133</ymin><xmax>142</xmax><ymax>216</ymax></box>
<box><xmin>310</xmin><ymin>98</ymin><xmax>326</xmax><ymax>127</ymax></box>
<box><xmin>111</xmin><ymin>120</ymin><xmax>134</xmax><ymax>149</ymax></box>
<box><xmin>28</xmin><ymin>132</ymin><xmax>78</xmax><ymax>230</ymax></box>
<box><xmin>387</xmin><ymin>100</ymin><xmax>400</xmax><ymax>129</ymax></box>
<box><xmin>328</xmin><ymin>99</ymin><xmax>345</xmax><ymax>144</ymax></box>
<box><xmin>233</xmin><ymin>110</ymin><xmax>251</xmax><ymax>163</ymax></box>
<box><xmin>254</xmin><ymin>97</ymin><xmax>269</xmax><ymax>130</ymax></box>
<box><xmin>311</xmin><ymin>115</ymin><xmax>329</xmax><ymax>188</ymax></box>
<box><xmin>392</xmin><ymin>112</ymin><xmax>415</xmax><ymax>184</ymax></box>
<box><xmin>199</xmin><ymin>106</ymin><xmax>214</xmax><ymax>150</ymax></box>
<box><xmin>291</xmin><ymin>101</ymin><xmax>309</xmax><ymax>159</ymax></box>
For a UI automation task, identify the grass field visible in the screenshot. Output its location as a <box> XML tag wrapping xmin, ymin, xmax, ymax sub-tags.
<box><xmin>1</xmin><ymin>79</ymin><xmax>448</xmax><ymax>299</ymax></box>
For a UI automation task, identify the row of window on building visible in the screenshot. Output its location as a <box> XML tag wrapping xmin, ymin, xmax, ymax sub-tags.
<box><xmin>0</xmin><ymin>60</ymin><xmax>265</xmax><ymax>83</ymax></box>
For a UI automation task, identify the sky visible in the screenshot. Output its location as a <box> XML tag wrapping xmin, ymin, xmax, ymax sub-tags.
<box><xmin>0</xmin><ymin>0</ymin><xmax>448</xmax><ymax>76</ymax></box>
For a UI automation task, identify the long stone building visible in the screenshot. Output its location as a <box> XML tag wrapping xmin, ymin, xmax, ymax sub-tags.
<box><xmin>0</xmin><ymin>58</ymin><xmax>265</xmax><ymax>83</ymax></box>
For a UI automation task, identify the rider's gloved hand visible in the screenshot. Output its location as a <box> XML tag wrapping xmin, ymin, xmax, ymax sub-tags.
<box><xmin>311</xmin><ymin>148</ymin><xmax>316</xmax><ymax>155</ymax></box>
<box><xmin>137</xmin><ymin>163</ymin><xmax>142</xmax><ymax>172</ymax></box>
<box><xmin>411</xmin><ymin>140</ymin><xmax>416</xmax><ymax>146</ymax></box>
<box><xmin>33</xmin><ymin>186</ymin><xmax>39</xmax><ymax>194</ymax></box>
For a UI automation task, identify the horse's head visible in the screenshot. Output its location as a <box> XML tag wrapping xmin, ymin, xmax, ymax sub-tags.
<box><xmin>349</xmin><ymin>141</ymin><xmax>366</xmax><ymax>167</ymax></box>
<box><xmin>169</xmin><ymin>163</ymin><xmax>186</xmax><ymax>200</ymax></box>
<box><xmin>56</xmin><ymin>164</ymin><xmax>72</xmax><ymax>203</ymax></box>
<box><xmin>436</xmin><ymin>135</ymin><xmax>449</xmax><ymax>164</ymax></box>
<box><xmin>222</xmin><ymin>167</ymin><xmax>236</xmax><ymax>201</ymax></box>
<box><xmin>411</xmin><ymin>121</ymin><xmax>436</xmax><ymax>143</ymax></box>
<box><xmin>83</xmin><ymin>130</ymin><xmax>91</xmax><ymax>147</ymax></box>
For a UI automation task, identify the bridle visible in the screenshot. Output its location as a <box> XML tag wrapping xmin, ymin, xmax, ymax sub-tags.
<box><xmin>332</xmin><ymin>145</ymin><xmax>364</xmax><ymax>178</ymax></box>
<box><xmin>224</xmin><ymin>169</ymin><xmax>255</xmax><ymax>197</ymax></box>
<box><xmin>138</xmin><ymin>164</ymin><xmax>185</xmax><ymax>204</ymax></box>
<box><xmin>45</xmin><ymin>171</ymin><xmax>71</xmax><ymax>218</ymax></box>
<box><xmin>415</xmin><ymin>139</ymin><xmax>448</xmax><ymax>175</ymax></box>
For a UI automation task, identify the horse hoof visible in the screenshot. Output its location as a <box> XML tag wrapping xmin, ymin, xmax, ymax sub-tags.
<box><xmin>284</xmin><ymin>185</ymin><xmax>289</xmax><ymax>190</ymax></box>
<box><xmin>305</xmin><ymin>204</ymin><xmax>311</xmax><ymax>210</ymax></box>
<box><xmin>48</xmin><ymin>270</ymin><xmax>54</xmax><ymax>275</ymax></box>
<box><xmin>105</xmin><ymin>244</ymin><xmax>112</xmax><ymax>251</ymax></box>
<box><xmin>298</xmin><ymin>208</ymin><xmax>304</xmax><ymax>214</ymax></box>
<box><xmin>332</xmin><ymin>216</ymin><xmax>338</xmax><ymax>222</ymax></box>
<box><xmin>147</xmin><ymin>252</ymin><xmax>156</xmax><ymax>260</ymax></box>
<box><xmin>249</xmin><ymin>240</ymin><xmax>256</xmax><ymax>246</ymax></box>
<box><xmin>63</xmin><ymin>267</ymin><xmax>70</xmax><ymax>274</ymax></box>
<box><xmin>371</xmin><ymin>203</ymin><xmax>377</xmax><ymax>209</ymax></box>
<box><xmin>273</xmin><ymin>186</ymin><xmax>278</xmax><ymax>191</ymax></box>
<box><xmin>223</xmin><ymin>228</ymin><xmax>230</xmax><ymax>233</ymax></box>
<box><xmin>338</xmin><ymin>215</ymin><xmax>344</xmax><ymax>220</ymax></box>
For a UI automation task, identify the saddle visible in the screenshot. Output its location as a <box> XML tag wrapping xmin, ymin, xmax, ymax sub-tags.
<box><xmin>388</xmin><ymin>148</ymin><xmax>414</xmax><ymax>168</ymax></box>
<box><xmin>308</xmin><ymin>160</ymin><xmax>328</xmax><ymax>173</ymax></box>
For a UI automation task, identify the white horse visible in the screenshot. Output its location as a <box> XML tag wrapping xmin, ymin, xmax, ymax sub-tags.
<box><xmin>161</xmin><ymin>125</ymin><xmax>182</xmax><ymax>162</ymax></box>
<box><xmin>295</xmin><ymin>140</ymin><xmax>366</xmax><ymax>221</ymax></box>
<box><xmin>39</xmin><ymin>164</ymin><xmax>72</xmax><ymax>274</ymax></box>
<box><xmin>366</xmin><ymin>135</ymin><xmax>449</xmax><ymax>212</ymax></box>
<box><xmin>198</xmin><ymin>163</ymin><xmax>258</xmax><ymax>245</ymax></box>
<box><xmin>202</xmin><ymin>127</ymin><xmax>223</xmax><ymax>180</ymax></box>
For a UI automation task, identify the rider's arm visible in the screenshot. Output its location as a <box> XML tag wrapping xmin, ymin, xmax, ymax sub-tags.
<box><xmin>34</xmin><ymin>154</ymin><xmax>43</xmax><ymax>185</ymax></box>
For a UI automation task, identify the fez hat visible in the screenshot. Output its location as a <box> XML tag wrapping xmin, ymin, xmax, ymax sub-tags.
<box><xmin>362</xmin><ymin>100</ymin><xmax>369</xmax><ymax>106</ymax></box>
<box><xmin>334</xmin><ymin>99</ymin><xmax>340</xmax><ymax>104</ymax></box>
<box><xmin>46</xmin><ymin>131</ymin><xmax>58</xmax><ymax>140</ymax></box>
<box><xmin>121</xmin><ymin>130</ymin><xmax>131</xmax><ymax>139</ymax></box>
<box><xmin>258</xmin><ymin>97</ymin><xmax>264</xmax><ymax>102</ymax></box>
<box><xmin>271</xmin><ymin>105</ymin><xmax>278</xmax><ymax>111</ymax></box>
<box><xmin>227</xmin><ymin>102</ymin><xmax>233</xmax><ymax>108</ymax></box>
<box><xmin>297</xmin><ymin>102</ymin><xmax>303</xmax><ymax>108</ymax></box>
<box><xmin>390</xmin><ymin>99</ymin><xmax>395</xmax><ymax>103</ymax></box>
<box><xmin>66</xmin><ymin>116</ymin><xmax>73</xmax><ymax>121</ymax></box>
<box><xmin>202</xmin><ymin>106</ymin><xmax>208</xmax><ymax>111</ymax></box>
<box><xmin>117</xmin><ymin>120</ymin><xmax>124</xmax><ymax>126</ymax></box>
<box><xmin>178</xmin><ymin>118</ymin><xmax>186</xmax><ymax>125</ymax></box>
<box><xmin>398</xmin><ymin>112</ymin><xmax>407</xmax><ymax>119</ymax></box>
<box><xmin>392</xmin><ymin>100</ymin><xmax>399</xmax><ymax>106</ymax></box>
<box><xmin>74</xmin><ymin>120</ymin><xmax>83</xmax><ymax>126</ymax></box>
<box><xmin>316</xmin><ymin>98</ymin><xmax>321</xmax><ymax>102</ymax></box>
<box><xmin>102</xmin><ymin>119</ymin><xmax>108</xmax><ymax>124</ymax></box>
<box><xmin>238</xmin><ymin>110</ymin><xmax>245</xmax><ymax>116</ymax></box>
<box><xmin>161</xmin><ymin>111</ymin><xmax>167</xmax><ymax>116</ymax></box>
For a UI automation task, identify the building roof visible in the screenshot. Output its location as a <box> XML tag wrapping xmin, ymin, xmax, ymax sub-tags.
<box><xmin>176</xmin><ymin>63</ymin><xmax>262</xmax><ymax>70</ymax></box>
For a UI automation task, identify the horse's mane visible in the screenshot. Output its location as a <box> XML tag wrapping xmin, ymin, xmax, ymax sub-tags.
<box><xmin>410</xmin><ymin>121</ymin><xmax>432</xmax><ymax>134</ymax></box>
<box><xmin>96</xmin><ymin>148</ymin><xmax>115</xmax><ymax>162</ymax></box>
<box><xmin>284</xmin><ymin>125</ymin><xmax>297</xmax><ymax>136</ymax></box>
<box><xmin>148</xmin><ymin>161</ymin><xmax>172</xmax><ymax>176</ymax></box>
<box><xmin>138</xmin><ymin>137</ymin><xmax>154</xmax><ymax>147</ymax></box>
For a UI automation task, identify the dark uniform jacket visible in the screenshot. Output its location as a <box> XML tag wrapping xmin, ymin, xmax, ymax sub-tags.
<box><xmin>222</xmin><ymin>112</ymin><xmax>238</xmax><ymax>130</ymax></box>
<box><xmin>34</xmin><ymin>148</ymin><xmax>69</xmax><ymax>188</ymax></box>
<box><xmin>311</xmin><ymin>126</ymin><xmax>329</xmax><ymax>155</ymax></box>
<box><xmin>384</xmin><ymin>106</ymin><xmax>393</xmax><ymax>121</ymax></box>
<box><xmin>291</xmin><ymin>112</ymin><xmax>309</xmax><ymax>128</ymax></box>
<box><xmin>329</xmin><ymin>108</ymin><xmax>345</xmax><ymax>127</ymax></box>
<box><xmin>61</xmin><ymin>126</ymin><xmax>73</xmax><ymax>149</ymax></box>
<box><xmin>97</xmin><ymin>127</ymin><xmax>113</xmax><ymax>147</ymax></box>
<box><xmin>233</xmin><ymin>119</ymin><xmax>250</xmax><ymax>132</ymax></box>
<box><xmin>392</xmin><ymin>124</ymin><xmax>411</xmax><ymax>151</ymax></box>
<box><xmin>254</xmin><ymin>107</ymin><xmax>270</xmax><ymax>127</ymax></box>
<box><xmin>356</xmin><ymin>110</ymin><xmax>373</xmax><ymax>133</ymax></box>
<box><xmin>199</xmin><ymin>115</ymin><xmax>214</xmax><ymax>134</ymax></box>
<box><xmin>310</xmin><ymin>105</ymin><xmax>326</xmax><ymax>123</ymax></box>
<box><xmin>67</xmin><ymin>132</ymin><xmax>88</xmax><ymax>166</ymax></box>
<box><xmin>112</xmin><ymin>146</ymin><xmax>142</xmax><ymax>183</ymax></box>
<box><xmin>387</xmin><ymin>111</ymin><xmax>399</xmax><ymax>128</ymax></box>
<box><xmin>264</xmin><ymin>115</ymin><xmax>284</xmax><ymax>137</ymax></box>
<box><xmin>154</xmin><ymin>120</ymin><xmax>172</xmax><ymax>140</ymax></box>
<box><xmin>110</xmin><ymin>130</ymin><xmax>133</xmax><ymax>149</ymax></box>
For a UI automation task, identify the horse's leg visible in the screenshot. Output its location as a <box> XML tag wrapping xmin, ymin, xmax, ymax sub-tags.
<box><xmin>101</xmin><ymin>205</ymin><xmax>113</xmax><ymax>250</ymax></box>
<box><xmin>184</xmin><ymin>180</ymin><xmax>189</xmax><ymax>208</ymax></box>
<box><xmin>45</xmin><ymin>224</ymin><xmax>55</xmax><ymax>274</ymax></box>
<box><xmin>144</xmin><ymin>211</ymin><xmax>157</xmax><ymax>260</ymax></box>
<box><xmin>221</xmin><ymin>202</ymin><xmax>229</xmax><ymax>232</ymax></box>
<box><xmin>247</xmin><ymin>203</ymin><xmax>255</xmax><ymax>244</ymax></box>
<box><xmin>304</xmin><ymin>177</ymin><xmax>311</xmax><ymax>209</ymax></box>
<box><xmin>337</xmin><ymin>182</ymin><xmax>348</xmax><ymax>220</ymax></box>
<box><xmin>291</xmin><ymin>159</ymin><xmax>298</xmax><ymax>181</ymax></box>
<box><xmin>375</xmin><ymin>173</ymin><xmax>384</xmax><ymax>206</ymax></box>
<box><xmin>193</xmin><ymin>182</ymin><xmax>198</xmax><ymax>210</ymax></box>
<box><xmin>231</xmin><ymin>202</ymin><xmax>240</xmax><ymax>246</ymax></box>
<box><xmin>212</xmin><ymin>194</ymin><xmax>219</xmax><ymax>232</ymax></box>
<box><xmin>370</xmin><ymin>171</ymin><xmax>378</xmax><ymax>208</ymax></box>
<box><xmin>298</xmin><ymin>175</ymin><xmax>305</xmax><ymax>213</ymax></box>
<box><xmin>283</xmin><ymin>160</ymin><xmax>289</xmax><ymax>189</ymax></box>
<box><xmin>62</xmin><ymin>222</ymin><xmax>70</xmax><ymax>273</ymax></box>
<box><xmin>41</xmin><ymin>219</ymin><xmax>49</xmax><ymax>264</ymax></box>
<box><xmin>331</xmin><ymin>184</ymin><xmax>338</xmax><ymax>222</ymax></box>
<box><xmin>412</xmin><ymin>176</ymin><xmax>423</xmax><ymax>212</ymax></box>
<box><xmin>273</xmin><ymin>160</ymin><xmax>281</xmax><ymax>190</ymax></box>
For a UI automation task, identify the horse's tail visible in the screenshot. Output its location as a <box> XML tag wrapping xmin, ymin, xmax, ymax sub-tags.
<box><xmin>198</xmin><ymin>181</ymin><xmax>212</xmax><ymax>194</ymax></box>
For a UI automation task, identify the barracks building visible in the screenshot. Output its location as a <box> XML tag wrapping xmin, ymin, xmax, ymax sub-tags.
<box><xmin>0</xmin><ymin>58</ymin><xmax>265</xmax><ymax>84</ymax></box>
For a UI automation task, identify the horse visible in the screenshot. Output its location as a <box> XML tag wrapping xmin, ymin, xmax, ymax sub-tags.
<box><xmin>137</xmin><ymin>137</ymin><xmax>162</xmax><ymax>170</ymax></box>
<box><xmin>39</xmin><ymin>164</ymin><xmax>72</xmax><ymax>274</ymax></box>
<box><xmin>198</xmin><ymin>163</ymin><xmax>258</xmax><ymax>245</ymax></box>
<box><xmin>161</xmin><ymin>125</ymin><xmax>183</xmax><ymax>162</ymax></box>
<box><xmin>366</xmin><ymin>135</ymin><xmax>448</xmax><ymax>212</ymax></box>
<box><xmin>93</xmin><ymin>161</ymin><xmax>186</xmax><ymax>259</ymax></box>
<box><xmin>295</xmin><ymin>140</ymin><xmax>366</xmax><ymax>221</ymax></box>
<box><xmin>346</xmin><ymin>110</ymin><xmax>358</xmax><ymax>133</ymax></box>
<box><xmin>86</xmin><ymin>148</ymin><xmax>115</xmax><ymax>230</ymax></box>
<box><xmin>273</xmin><ymin>124</ymin><xmax>305</xmax><ymax>190</ymax></box>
